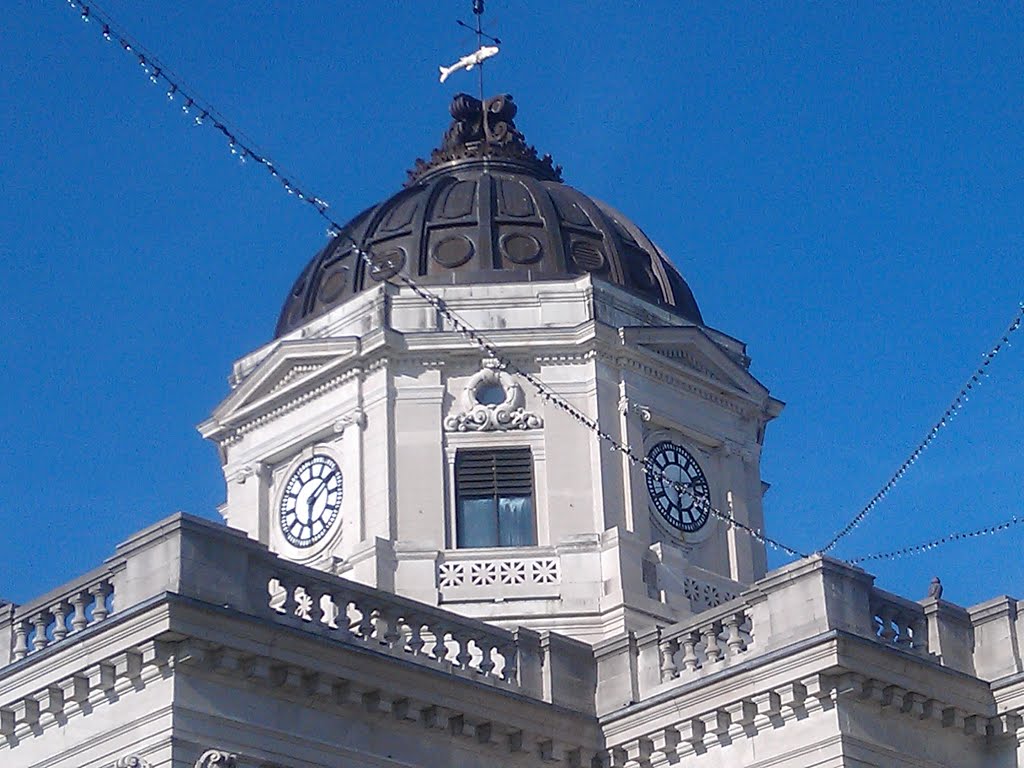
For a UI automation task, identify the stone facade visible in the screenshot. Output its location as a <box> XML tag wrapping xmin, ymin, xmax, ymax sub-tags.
<box><xmin>198</xmin><ymin>277</ymin><xmax>778</xmax><ymax>642</ymax></box>
<box><xmin>5</xmin><ymin>93</ymin><xmax>1022</xmax><ymax>768</ymax></box>
<box><xmin>3</xmin><ymin>514</ymin><xmax>1024</xmax><ymax>767</ymax></box>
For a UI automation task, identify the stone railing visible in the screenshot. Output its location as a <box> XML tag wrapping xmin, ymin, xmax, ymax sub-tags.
<box><xmin>0</xmin><ymin>566</ymin><xmax>114</xmax><ymax>664</ymax></box>
<box><xmin>655</xmin><ymin>599</ymin><xmax>754</xmax><ymax>682</ymax></box>
<box><xmin>0</xmin><ymin>514</ymin><xmax>596</xmax><ymax>714</ymax></box>
<box><xmin>594</xmin><ymin>556</ymin><xmax>982</xmax><ymax>714</ymax></box>
<box><xmin>870</xmin><ymin>587</ymin><xmax>928</xmax><ymax>654</ymax></box>
<box><xmin>264</xmin><ymin>564</ymin><xmax>523</xmax><ymax>684</ymax></box>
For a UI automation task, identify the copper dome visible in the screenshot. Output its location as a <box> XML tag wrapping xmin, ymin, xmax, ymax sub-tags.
<box><xmin>275</xmin><ymin>95</ymin><xmax>703</xmax><ymax>337</ymax></box>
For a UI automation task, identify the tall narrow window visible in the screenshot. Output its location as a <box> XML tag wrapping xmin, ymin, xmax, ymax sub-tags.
<box><xmin>455</xmin><ymin>448</ymin><xmax>536</xmax><ymax>548</ymax></box>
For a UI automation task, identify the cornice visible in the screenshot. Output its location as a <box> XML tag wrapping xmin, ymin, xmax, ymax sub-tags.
<box><xmin>168</xmin><ymin>632</ymin><xmax>603</xmax><ymax>765</ymax></box>
<box><xmin>212</xmin><ymin>317</ymin><xmax>770</xmax><ymax>446</ymax></box>
<box><xmin>1</xmin><ymin>599</ymin><xmax>602</xmax><ymax>764</ymax></box>
<box><xmin>601</xmin><ymin>666</ymin><xmax>1014</xmax><ymax>767</ymax></box>
<box><xmin>0</xmin><ymin>637</ymin><xmax>177</xmax><ymax>750</ymax></box>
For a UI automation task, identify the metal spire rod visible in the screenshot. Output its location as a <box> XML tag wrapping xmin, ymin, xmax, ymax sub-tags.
<box><xmin>474</xmin><ymin>0</ymin><xmax>485</xmax><ymax>106</ymax></box>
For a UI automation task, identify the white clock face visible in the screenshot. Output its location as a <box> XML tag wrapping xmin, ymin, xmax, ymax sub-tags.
<box><xmin>645</xmin><ymin>441</ymin><xmax>711</xmax><ymax>533</ymax></box>
<box><xmin>279</xmin><ymin>454</ymin><xmax>343</xmax><ymax>548</ymax></box>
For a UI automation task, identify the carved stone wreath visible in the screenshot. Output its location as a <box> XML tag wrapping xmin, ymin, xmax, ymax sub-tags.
<box><xmin>443</xmin><ymin>365</ymin><xmax>542</xmax><ymax>432</ymax></box>
<box><xmin>195</xmin><ymin>750</ymin><xmax>237</xmax><ymax>768</ymax></box>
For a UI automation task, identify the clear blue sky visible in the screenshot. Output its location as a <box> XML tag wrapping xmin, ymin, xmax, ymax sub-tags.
<box><xmin>1</xmin><ymin>2</ymin><xmax>1021</xmax><ymax>607</ymax></box>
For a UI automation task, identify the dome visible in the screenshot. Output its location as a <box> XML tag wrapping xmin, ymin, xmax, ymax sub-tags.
<box><xmin>275</xmin><ymin>94</ymin><xmax>703</xmax><ymax>338</ymax></box>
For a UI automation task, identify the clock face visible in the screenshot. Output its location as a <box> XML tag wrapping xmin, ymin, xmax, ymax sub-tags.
<box><xmin>279</xmin><ymin>454</ymin><xmax>343</xmax><ymax>548</ymax></box>
<box><xmin>645</xmin><ymin>441</ymin><xmax>711</xmax><ymax>533</ymax></box>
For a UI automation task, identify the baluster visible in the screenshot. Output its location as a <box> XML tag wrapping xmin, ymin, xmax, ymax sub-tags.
<box><xmin>32</xmin><ymin>611</ymin><xmax>51</xmax><ymax>651</ymax></box>
<box><xmin>356</xmin><ymin>604</ymin><xmax>375</xmax><ymax>641</ymax></box>
<box><xmin>478</xmin><ymin>641</ymin><xmax>496</xmax><ymax>677</ymax></box>
<box><xmin>406</xmin><ymin>618</ymin><xmax>425</xmax><ymax>655</ymax></box>
<box><xmin>318</xmin><ymin>592</ymin><xmax>338</xmax><ymax>629</ymax></box>
<box><xmin>455</xmin><ymin>632</ymin><xmax>473</xmax><ymax>669</ymax></box>
<box><xmin>90</xmin><ymin>581</ymin><xmax>111</xmax><ymax>622</ymax></box>
<box><xmin>70</xmin><ymin>592</ymin><xmax>89</xmax><ymax>632</ymax></box>
<box><xmin>431</xmin><ymin>627</ymin><xmax>449</xmax><ymax>663</ymax></box>
<box><xmin>877</xmin><ymin>606</ymin><xmax>897</xmax><ymax>644</ymax></box>
<box><xmin>275</xmin><ymin>576</ymin><xmax>294</xmax><ymax>616</ymax></box>
<box><xmin>381</xmin><ymin>609</ymin><xmax>402</xmax><ymax>648</ymax></box>
<box><xmin>13</xmin><ymin>619</ymin><xmax>30</xmax><ymax>661</ymax></box>
<box><xmin>702</xmin><ymin>622</ymin><xmax>723</xmax><ymax>664</ymax></box>
<box><xmin>51</xmin><ymin>602</ymin><xmax>69</xmax><ymax>642</ymax></box>
<box><xmin>659</xmin><ymin>637</ymin><xmax>679</xmax><ymax>681</ymax></box>
<box><xmin>292</xmin><ymin>585</ymin><xmax>314</xmax><ymax>621</ymax></box>
<box><xmin>680</xmin><ymin>631</ymin><xmax>700</xmax><ymax>671</ymax></box>
<box><xmin>267</xmin><ymin>578</ymin><xmax>286</xmax><ymax>614</ymax></box>
<box><xmin>500</xmin><ymin>641</ymin><xmax>518</xmax><ymax>684</ymax></box>
<box><xmin>891</xmin><ymin>610</ymin><xmax>906</xmax><ymax>646</ymax></box>
<box><xmin>334</xmin><ymin>594</ymin><xmax>353</xmax><ymax>639</ymax></box>
<box><xmin>724</xmin><ymin>613</ymin><xmax>745</xmax><ymax>655</ymax></box>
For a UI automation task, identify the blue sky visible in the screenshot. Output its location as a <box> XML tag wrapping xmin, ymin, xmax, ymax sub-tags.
<box><xmin>1</xmin><ymin>2</ymin><xmax>1021</xmax><ymax>607</ymax></box>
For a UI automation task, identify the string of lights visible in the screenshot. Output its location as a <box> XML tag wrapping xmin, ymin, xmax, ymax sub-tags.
<box><xmin>371</xmin><ymin>256</ymin><xmax>809</xmax><ymax>559</ymax></box>
<box><xmin>65</xmin><ymin>0</ymin><xmax>1024</xmax><ymax>570</ymax></box>
<box><xmin>66</xmin><ymin>0</ymin><xmax>332</xmax><ymax>217</ymax></box>
<box><xmin>820</xmin><ymin>302</ymin><xmax>1024</xmax><ymax>554</ymax></box>
<box><xmin>61</xmin><ymin>0</ymin><xmax>815</xmax><ymax>562</ymax></box>
<box><xmin>847</xmin><ymin>515</ymin><xmax>1023</xmax><ymax>565</ymax></box>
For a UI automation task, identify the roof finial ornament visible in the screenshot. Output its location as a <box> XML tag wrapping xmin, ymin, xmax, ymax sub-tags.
<box><xmin>405</xmin><ymin>94</ymin><xmax>563</xmax><ymax>185</ymax></box>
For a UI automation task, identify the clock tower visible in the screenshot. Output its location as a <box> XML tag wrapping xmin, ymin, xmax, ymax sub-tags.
<box><xmin>198</xmin><ymin>95</ymin><xmax>783</xmax><ymax>642</ymax></box>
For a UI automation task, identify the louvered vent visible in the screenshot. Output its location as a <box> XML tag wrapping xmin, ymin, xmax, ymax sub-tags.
<box><xmin>456</xmin><ymin>448</ymin><xmax>533</xmax><ymax>497</ymax></box>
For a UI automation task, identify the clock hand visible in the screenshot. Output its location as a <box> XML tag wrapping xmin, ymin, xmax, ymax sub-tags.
<box><xmin>309</xmin><ymin>473</ymin><xmax>336</xmax><ymax>503</ymax></box>
<box><xmin>305</xmin><ymin>473</ymin><xmax>338</xmax><ymax>517</ymax></box>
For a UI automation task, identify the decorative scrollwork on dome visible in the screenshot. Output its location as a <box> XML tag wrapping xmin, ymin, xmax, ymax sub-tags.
<box><xmin>407</xmin><ymin>94</ymin><xmax>562</xmax><ymax>186</ymax></box>
<box><xmin>443</xmin><ymin>363</ymin><xmax>543</xmax><ymax>432</ymax></box>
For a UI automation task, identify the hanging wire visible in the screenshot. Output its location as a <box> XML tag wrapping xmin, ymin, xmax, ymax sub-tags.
<box><xmin>357</xmin><ymin>247</ymin><xmax>809</xmax><ymax>559</ymax></box>
<box><xmin>847</xmin><ymin>515</ymin><xmax>1023</xmax><ymax>565</ymax></box>
<box><xmin>69</xmin><ymin>0</ymin><xmax>332</xmax><ymax>214</ymax></box>
<box><xmin>64</xmin><ymin>0</ymin><xmax>1024</xmax><ymax>569</ymax></box>
<box><xmin>62</xmin><ymin>0</ymin><xmax>812</xmax><ymax>561</ymax></box>
<box><xmin>819</xmin><ymin>302</ymin><xmax>1024</xmax><ymax>554</ymax></box>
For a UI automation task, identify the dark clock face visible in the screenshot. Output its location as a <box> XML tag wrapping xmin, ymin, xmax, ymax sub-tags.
<box><xmin>279</xmin><ymin>454</ymin><xmax>343</xmax><ymax>548</ymax></box>
<box><xmin>645</xmin><ymin>441</ymin><xmax>711</xmax><ymax>533</ymax></box>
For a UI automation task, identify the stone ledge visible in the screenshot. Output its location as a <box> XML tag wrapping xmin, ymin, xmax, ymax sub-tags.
<box><xmin>600</xmin><ymin>667</ymin><xmax>1017</xmax><ymax>767</ymax></box>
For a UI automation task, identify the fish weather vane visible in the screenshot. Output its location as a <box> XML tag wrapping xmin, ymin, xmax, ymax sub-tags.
<box><xmin>441</xmin><ymin>0</ymin><xmax>501</xmax><ymax>101</ymax></box>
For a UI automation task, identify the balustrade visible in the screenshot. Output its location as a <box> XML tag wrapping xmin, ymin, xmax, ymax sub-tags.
<box><xmin>4</xmin><ymin>569</ymin><xmax>114</xmax><ymax>664</ymax></box>
<box><xmin>262</xmin><ymin>565</ymin><xmax>521</xmax><ymax>688</ymax></box>
<box><xmin>870</xmin><ymin>589</ymin><xmax>928</xmax><ymax>654</ymax></box>
<box><xmin>656</xmin><ymin>605</ymin><xmax>754</xmax><ymax>683</ymax></box>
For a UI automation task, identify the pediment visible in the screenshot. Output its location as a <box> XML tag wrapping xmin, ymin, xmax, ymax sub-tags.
<box><xmin>204</xmin><ymin>338</ymin><xmax>361</xmax><ymax>431</ymax></box>
<box><xmin>622</xmin><ymin>326</ymin><xmax>770</xmax><ymax>402</ymax></box>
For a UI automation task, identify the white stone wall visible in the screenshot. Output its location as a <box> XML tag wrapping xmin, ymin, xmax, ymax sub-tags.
<box><xmin>3</xmin><ymin>514</ymin><xmax>1021</xmax><ymax>768</ymax></box>
<box><xmin>199</xmin><ymin>276</ymin><xmax>781</xmax><ymax>641</ymax></box>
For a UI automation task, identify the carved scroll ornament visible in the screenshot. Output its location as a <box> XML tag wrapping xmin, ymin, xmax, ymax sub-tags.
<box><xmin>195</xmin><ymin>750</ymin><xmax>238</xmax><ymax>768</ymax></box>
<box><xmin>444</xmin><ymin>366</ymin><xmax>542</xmax><ymax>432</ymax></box>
